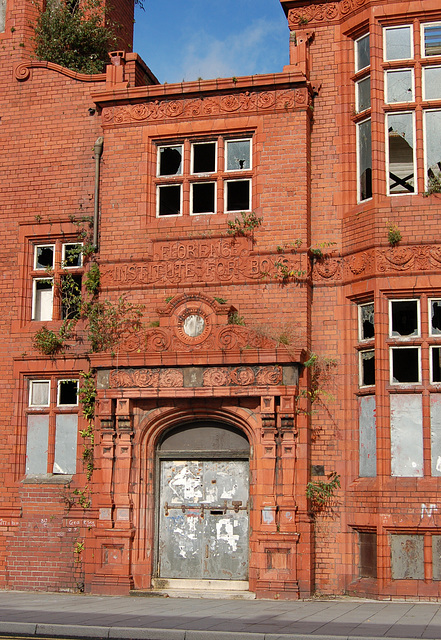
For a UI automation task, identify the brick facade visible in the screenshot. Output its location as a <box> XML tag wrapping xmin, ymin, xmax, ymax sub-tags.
<box><xmin>1</xmin><ymin>0</ymin><xmax>441</xmax><ymax>600</ymax></box>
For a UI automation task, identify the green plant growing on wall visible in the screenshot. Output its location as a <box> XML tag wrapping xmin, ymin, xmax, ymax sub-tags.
<box><xmin>84</xmin><ymin>295</ymin><xmax>143</xmax><ymax>353</ymax></box>
<box><xmin>273</xmin><ymin>260</ymin><xmax>307</xmax><ymax>283</ymax></box>
<box><xmin>306</xmin><ymin>471</ymin><xmax>341</xmax><ymax>512</ymax></box>
<box><xmin>32</xmin><ymin>326</ymin><xmax>65</xmax><ymax>355</ymax></box>
<box><xmin>227</xmin><ymin>211</ymin><xmax>263</xmax><ymax>237</ymax></box>
<box><xmin>387</xmin><ymin>223</ymin><xmax>402</xmax><ymax>246</ymax></box>
<box><xmin>228</xmin><ymin>311</ymin><xmax>245</xmax><ymax>326</ymax></box>
<box><xmin>308</xmin><ymin>241</ymin><xmax>337</xmax><ymax>260</ymax></box>
<box><xmin>303</xmin><ymin>352</ymin><xmax>338</xmax><ymax>406</ymax></box>
<box><xmin>33</xmin><ymin>0</ymin><xmax>118</xmax><ymax>74</ymax></box>
<box><xmin>424</xmin><ymin>174</ymin><xmax>441</xmax><ymax>196</ymax></box>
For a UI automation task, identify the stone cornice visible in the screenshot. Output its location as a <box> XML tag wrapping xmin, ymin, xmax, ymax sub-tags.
<box><xmin>100</xmin><ymin>86</ymin><xmax>311</xmax><ymax>125</ymax></box>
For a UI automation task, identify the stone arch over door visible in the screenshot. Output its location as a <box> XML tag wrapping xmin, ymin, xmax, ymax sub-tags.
<box><xmin>156</xmin><ymin>421</ymin><xmax>250</xmax><ymax>581</ymax></box>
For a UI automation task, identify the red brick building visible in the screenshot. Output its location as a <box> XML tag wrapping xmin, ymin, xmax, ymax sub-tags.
<box><xmin>1</xmin><ymin>0</ymin><xmax>441</xmax><ymax>600</ymax></box>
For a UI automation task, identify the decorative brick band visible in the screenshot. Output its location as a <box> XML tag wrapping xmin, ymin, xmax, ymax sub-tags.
<box><xmin>288</xmin><ymin>0</ymin><xmax>367</xmax><ymax>28</ymax></box>
<box><xmin>101</xmin><ymin>88</ymin><xmax>310</xmax><ymax>125</ymax></box>
<box><xmin>108</xmin><ymin>365</ymin><xmax>283</xmax><ymax>389</ymax></box>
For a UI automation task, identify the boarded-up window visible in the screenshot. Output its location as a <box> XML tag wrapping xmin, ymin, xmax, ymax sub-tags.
<box><xmin>430</xmin><ymin>394</ymin><xmax>441</xmax><ymax>476</ymax></box>
<box><xmin>0</xmin><ymin>0</ymin><xmax>6</xmax><ymax>34</ymax></box>
<box><xmin>390</xmin><ymin>394</ymin><xmax>423</xmax><ymax>476</ymax></box>
<box><xmin>359</xmin><ymin>531</ymin><xmax>377</xmax><ymax>578</ymax></box>
<box><xmin>26</xmin><ymin>415</ymin><xmax>49</xmax><ymax>475</ymax></box>
<box><xmin>432</xmin><ymin>536</ymin><xmax>441</xmax><ymax>579</ymax></box>
<box><xmin>54</xmin><ymin>415</ymin><xmax>78</xmax><ymax>474</ymax></box>
<box><xmin>359</xmin><ymin>396</ymin><xmax>376</xmax><ymax>477</ymax></box>
<box><xmin>391</xmin><ymin>534</ymin><xmax>424</xmax><ymax>579</ymax></box>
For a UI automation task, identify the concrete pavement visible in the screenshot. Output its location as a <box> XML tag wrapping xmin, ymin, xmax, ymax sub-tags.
<box><xmin>0</xmin><ymin>591</ymin><xmax>441</xmax><ymax>640</ymax></box>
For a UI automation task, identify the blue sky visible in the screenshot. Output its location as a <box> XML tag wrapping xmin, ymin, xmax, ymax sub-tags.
<box><xmin>133</xmin><ymin>1</ymin><xmax>289</xmax><ymax>84</ymax></box>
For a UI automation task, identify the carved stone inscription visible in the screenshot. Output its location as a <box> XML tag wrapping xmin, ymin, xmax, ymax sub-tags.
<box><xmin>101</xmin><ymin>238</ymin><xmax>295</xmax><ymax>288</ymax></box>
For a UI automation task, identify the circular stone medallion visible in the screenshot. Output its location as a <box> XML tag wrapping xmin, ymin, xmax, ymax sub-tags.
<box><xmin>183</xmin><ymin>314</ymin><xmax>205</xmax><ymax>337</ymax></box>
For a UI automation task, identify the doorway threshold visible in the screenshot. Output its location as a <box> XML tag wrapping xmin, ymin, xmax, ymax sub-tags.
<box><xmin>132</xmin><ymin>578</ymin><xmax>256</xmax><ymax>600</ymax></box>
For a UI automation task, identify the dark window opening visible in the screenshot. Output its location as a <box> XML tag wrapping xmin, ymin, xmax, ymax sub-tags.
<box><xmin>432</xmin><ymin>348</ymin><xmax>441</xmax><ymax>382</ymax></box>
<box><xmin>226</xmin><ymin>180</ymin><xmax>250</xmax><ymax>212</ymax></box>
<box><xmin>432</xmin><ymin>300</ymin><xmax>441</xmax><ymax>334</ymax></box>
<box><xmin>159</xmin><ymin>146</ymin><xmax>182</xmax><ymax>176</ymax></box>
<box><xmin>391</xmin><ymin>300</ymin><xmax>418</xmax><ymax>336</ymax></box>
<box><xmin>58</xmin><ymin>380</ymin><xmax>78</xmax><ymax>406</ymax></box>
<box><xmin>159</xmin><ymin>185</ymin><xmax>181</xmax><ymax>216</ymax></box>
<box><xmin>192</xmin><ymin>182</ymin><xmax>215</xmax><ymax>214</ymax></box>
<box><xmin>391</xmin><ymin>347</ymin><xmax>419</xmax><ymax>383</ymax></box>
<box><xmin>193</xmin><ymin>143</ymin><xmax>216</xmax><ymax>173</ymax></box>
<box><xmin>359</xmin><ymin>532</ymin><xmax>377</xmax><ymax>578</ymax></box>
<box><xmin>61</xmin><ymin>275</ymin><xmax>82</xmax><ymax>320</ymax></box>
<box><xmin>35</xmin><ymin>246</ymin><xmax>54</xmax><ymax>270</ymax></box>
<box><xmin>361</xmin><ymin>351</ymin><xmax>375</xmax><ymax>386</ymax></box>
<box><xmin>360</xmin><ymin>303</ymin><xmax>374</xmax><ymax>340</ymax></box>
<box><xmin>63</xmin><ymin>243</ymin><xmax>82</xmax><ymax>268</ymax></box>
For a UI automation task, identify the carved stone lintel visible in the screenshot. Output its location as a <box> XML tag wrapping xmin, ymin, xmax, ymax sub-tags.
<box><xmin>101</xmin><ymin>89</ymin><xmax>311</xmax><ymax>126</ymax></box>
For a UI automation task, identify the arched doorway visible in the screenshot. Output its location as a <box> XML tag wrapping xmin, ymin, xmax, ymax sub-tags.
<box><xmin>156</xmin><ymin>422</ymin><xmax>250</xmax><ymax>581</ymax></box>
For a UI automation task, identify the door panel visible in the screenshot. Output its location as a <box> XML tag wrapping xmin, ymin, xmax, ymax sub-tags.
<box><xmin>158</xmin><ymin>459</ymin><xmax>249</xmax><ymax>579</ymax></box>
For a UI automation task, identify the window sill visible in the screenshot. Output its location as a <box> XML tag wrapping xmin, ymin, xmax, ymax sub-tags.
<box><xmin>22</xmin><ymin>474</ymin><xmax>73</xmax><ymax>484</ymax></box>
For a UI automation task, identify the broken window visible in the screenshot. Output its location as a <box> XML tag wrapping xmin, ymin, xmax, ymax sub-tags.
<box><xmin>390</xmin><ymin>347</ymin><xmax>420</xmax><ymax>384</ymax></box>
<box><xmin>424</xmin><ymin>110</ymin><xmax>441</xmax><ymax>189</ymax></box>
<box><xmin>158</xmin><ymin>184</ymin><xmax>181</xmax><ymax>216</ymax></box>
<box><xmin>431</xmin><ymin>348</ymin><xmax>441</xmax><ymax>383</ymax></box>
<box><xmin>192</xmin><ymin>142</ymin><xmax>216</xmax><ymax>174</ymax></box>
<box><xmin>359</xmin><ymin>302</ymin><xmax>374</xmax><ymax>340</ymax></box>
<box><xmin>390</xmin><ymin>299</ymin><xmax>419</xmax><ymax>337</ymax></box>
<box><xmin>423</xmin><ymin>67</ymin><xmax>441</xmax><ymax>100</ymax></box>
<box><xmin>60</xmin><ymin>274</ymin><xmax>82</xmax><ymax>320</ymax></box>
<box><xmin>191</xmin><ymin>182</ymin><xmax>216</xmax><ymax>214</ymax></box>
<box><xmin>384</xmin><ymin>26</ymin><xmax>413</xmax><ymax>61</ymax></box>
<box><xmin>356</xmin><ymin>76</ymin><xmax>371</xmax><ymax>113</ymax></box>
<box><xmin>430</xmin><ymin>299</ymin><xmax>441</xmax><ymax>335</ymax></box>
<box><xmin>355</xmin><ymin>33</ymin><xmax>370</xmax><ymax>72</ymax></box>
<box><xmin>385</xmin><ymin>69</ymin><xmax>414</xmax><ymax>103</ymax></box>
<box><xmin>225</xmin><ymin>180</ymin><xmax>251</xmax><ymax>212</ymax></box>
<box><xmin>34</xmin><ymin>245</ymin><xmax>55</xmax><ymax>270</ymax></box>
<box><xmin>359</xmin><ymin>531</ymin><xmax>377</xmax><ymax>578</ymax></box>
<box><xmin>57</xmin><ymin>379</ymin><xmax>78</xmax><ymax>406</ymax></box>
<box><xmin>422</xmin><ymin>23</ymin><xmax>441</xmax><ymax>57</ymax></box>
<box><xmin>226</xmin><ymin>139</ymin><xmax>251</xmax><ymax>171</ymax></box>
<box><xmin>31</xmin><ymin>240</ymin><xmax>83</xmax><ymax>322</ymax></box>
<box><xmin>156</xmin><ymin>136</ymin><xmax>253</xmax><ymax>218</ymax></box>
<box><xmin>357</xmin><ymin>119</ymin><xmax>372</xmax><ymax>201</ymax></box>
<box><xmin>391</xmin><ymin>534</ymin><xmax>424</xmax><ymax>579</ymax></box>
<box><xmin>387</xmin><ymin>112</ymin><xmax>415</xmax><ymax>194</ymax></box>
<box><xmin>62</xmin><ymin>243</ymin><xmax>83</xmax><ymax>268</ymax></box>
<box><xmin>158</xmin><ymin>145</ymin><xmax>183</xmax><ymax>176</ymax></box>
<box><xmin>360</xmin><ymin>350</ymin><xmax>375</xmax><ymax>387</ymax></box>
<box><xmin>25</xmin><ymin>377</ymin><xmax>79</xmax><ymax>477</ymax></box>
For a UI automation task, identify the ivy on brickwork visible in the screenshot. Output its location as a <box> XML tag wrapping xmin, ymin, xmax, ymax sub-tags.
<box><xmin>306</xmin><ymin>472</ymin><xmax>341</xmax><ymax>514</ymax></box>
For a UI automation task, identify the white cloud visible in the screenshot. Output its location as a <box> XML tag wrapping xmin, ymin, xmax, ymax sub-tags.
<box><xmin>172</xmin><ymin>18</ymin><xmax>287</xmax><ymax>82</ymax></box>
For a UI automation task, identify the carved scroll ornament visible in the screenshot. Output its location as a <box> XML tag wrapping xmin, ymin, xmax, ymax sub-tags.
<box><xmin>288</xmin><ymin>0</ymin><xmax>367</xmax><ymax>28</ymax></box>
<box><xmin>102</xmin><ymin>89</ymin><xmax>310</xmax><ymax>126</ymax></box>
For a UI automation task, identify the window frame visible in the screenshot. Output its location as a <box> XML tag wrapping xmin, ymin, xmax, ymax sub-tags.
<box><xmin>25</xmin><ymin>376</ymin><xmax>79</xmax><ymax>477</ymax></box>
<box><xmin>155</xmin><ymin>135</ymin><xmax>254</xmax><ymax>219</ymax></box>
<box><xmin>388</xmin><ymin>298</ymin><xmax>421</xmax><ymax>339</ymax></box>
<box><xmin>356</xmin><ymin>117</ymin><xmax>372</xmax><ymax>203</ymax></box>
<box><xmin>421</xmin><ymin>22</ymin><xmax>441</xmax><ymax>59</ymax></box>
<box><xmin>359</xmin><ymin>349</ymin><xmax>375</xmax><ymax>388</ymax></box>
<box><xmin>389</xmin><ymin>346</ymin><xmax>422</xmax><ymax>385</ymax></box>
<box><xmin>384</xmin><ymin>68</ymin><xmax>415</xmax><ymax>104</ymax></box>
<box><xmin>385</xmin><ymin>111</ymin><xmax>417</xmax><ymax>196</ymax></box>
<box><xmin>383</xmin><ymin>25</ymin><xmax>414</xmax><ymax>62</ymax></box>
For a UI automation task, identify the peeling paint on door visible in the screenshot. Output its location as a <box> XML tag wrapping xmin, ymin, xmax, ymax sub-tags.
<box><xmin>158</xmin><ymin>459</ymin><xmax>249</xmax><ymax>579</ymax></box>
